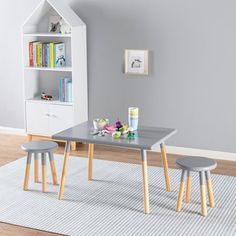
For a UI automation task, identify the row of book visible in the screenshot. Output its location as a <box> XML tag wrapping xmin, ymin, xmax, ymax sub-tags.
<box><xmin>59</xmin><ymin>78</ymin><xmax>72</xmax><ymax>102</ymax></box>
<box><xmin>29</xmin><ymin>41</ymin><xmax>66</xmax><ymax>68</ymax></box>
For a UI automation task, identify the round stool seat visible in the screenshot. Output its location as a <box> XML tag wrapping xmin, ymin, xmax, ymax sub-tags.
<box><xmin>176</xmin><ymin>156</ymin><xmax>217</xmax><ymax>172</ymax></box>
<box><xmin>21</xmin><ymin>140</ymin><xmax>58</xmax><ymax>152</ymax></box>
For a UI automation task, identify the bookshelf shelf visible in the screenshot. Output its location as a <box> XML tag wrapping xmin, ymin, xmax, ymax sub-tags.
<box><xmin>23</xmin><ymin>33</ymin><xmax>71</xmax><ymax>38</ymax></box>
<box><xmin>22</xmin><ymin>0</ymin><xmax>88</xmax><ymax>140</ymax></box>
<box><xmin>24</xmin><ymin>66</ymin><xmax>72</xmax><ymax>72</ymax></box>
<box><xmin>26</xmin><ymin>97</ymin><xmax>73</xmax><ymax>106</ymax></box>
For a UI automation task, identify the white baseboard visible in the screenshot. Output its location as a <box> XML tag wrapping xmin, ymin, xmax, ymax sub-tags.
<box><xmin>163</xmin><ymin>145</ymin><xmax>236</xmax><ymax>162</ymax></box>
<box><xmin>0</xmin><ymin>126</ymin><xmax>235</xmax><ymax>162</ymax></box>
<box><xmin>0</xmin><ymin>126</ymin><xmax>26</xmax><ymax>136</ymax></box>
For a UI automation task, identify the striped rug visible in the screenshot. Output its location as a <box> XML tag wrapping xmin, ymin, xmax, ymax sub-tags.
<box><xmin>0</xmin><ymin>155</ymin><xmax>235</xmax><ymax>235</ymax></box>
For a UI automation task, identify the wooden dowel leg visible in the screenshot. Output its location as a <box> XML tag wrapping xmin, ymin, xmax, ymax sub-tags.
<box><xmin>200</xmin><ymin>171</ymin><xmax>207</xmax><ymax>217</ymax></box>
<box><xmin>23</xmin><ymin>152</ymin><xmax>32</xmax><ymax>190</ymax></box>
<box><xmin>58</xmin><ymin>141</ymin><xmax>71</xmax><ymax>200</ymax></box>
<box><xmin>27</xmin><ymin>134</ymin><xmax>32</xmax><ymax>142</ymax></box>
<box><xmin>160</xmin><ymin>143</ymin><xmax>171</xmax><ymax>192</ymax></box>
<box><xmin>34</xmin><ymin>153</ymin><xmax>39</xmax><ymax>183</ymax></box>
<box><xmin>42</xmin><ymin>153</ymin><xmax>47</xmax><ymax>192</ymax></box>
<box><xmin>176</xmin><ymin>170</ymin><xmax>186</xmax><ymax>212</ymax></box>
<box><xmin>141</xmin><ymin>149</ymin><xmax>150</xmax><ymax>214</ymax></box>
<box><xmin>88</xmin><ymin>144</ymin><xmax>94</xmax><ymax>180</ymax></box>
<box><xmin>205</xmin><ymin>171</ymin><xmax>215</xmax><ymax>208</ymax></box>
<box><xmin>186</xmin><ymin>171</ymin><xmax>191</xmax><ymax>203</ymax></box>
<box><xmin>49</xmin><ymin>152</ymin><xmax>58</xmax><ymax>185</ymax></box>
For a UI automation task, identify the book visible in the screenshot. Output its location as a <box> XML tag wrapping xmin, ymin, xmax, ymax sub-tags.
<box><xmin>54</xmin><ymin>43</ymin><xmax>66</xmax><ymax>67</ymax></box>
<box><xmin>59</xmin><ymin>78</ymin><xmax>72</xmax><ymax>102</ymax></box>
<box><xmin>29</xmin><ymin>42</ymin><xmax>33</xmax><ymax>67</ymax></box>
<box><xmin>36</xmin><ymin>42</ymin><xmax>42</xmax><ymax>67</ymax></box>
<box><xmin>66</xmin><ymin>80</ymin><xmax>72</xmax><ymax>102</ymax></box>
<box><xmin>50</xmin><ymin>42</ymin><xmax>54</xmax><ymax>68</ymax></box>
<box><xmin>32</xmin><ymin>41</ymin><xmax>39</xmax><ymax>67</ymax></box>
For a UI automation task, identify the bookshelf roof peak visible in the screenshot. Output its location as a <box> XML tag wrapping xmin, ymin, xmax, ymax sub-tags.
<box><xmin>23</xmin><ymin>0</ymin><xmax>85</xmax><ymax>28</ymax></box>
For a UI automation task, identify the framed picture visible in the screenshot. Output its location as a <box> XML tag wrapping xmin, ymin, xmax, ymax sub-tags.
<box><xmin>125</xmin><ymin>49</ymin><xmax>149</xmax><ymax>75</ymax></box>
<box><xmin>48</xmin><ymin>15</ymin><xmax>62</xmax><ymax>33</ymax></box>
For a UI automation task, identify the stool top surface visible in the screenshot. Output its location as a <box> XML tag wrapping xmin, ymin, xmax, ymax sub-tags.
<box><xmin>176</xmin><ymin>156</ymin><xmax>217</xmax><ymax>172</ymax></box>
<box><xmin>21</xmin><ymin>140</ymin><xmax>58</xmax><ymax>152</ymax></box>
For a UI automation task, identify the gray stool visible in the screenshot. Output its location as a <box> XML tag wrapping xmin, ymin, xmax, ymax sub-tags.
<box><xmin>176</xmin><ymin>156</ymin><xmax>217</xmax><ymax>217</ymax></box>
<box><xmin>21</xmin><ymin>140</ymin><xmax>58</xmax><ymax>192</ymax></box>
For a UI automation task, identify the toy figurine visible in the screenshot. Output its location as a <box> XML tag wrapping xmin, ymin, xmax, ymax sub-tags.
<box><xmin>41</xmin><ymin>92</ymin><xmax>52</xmax><ymax>101</ymax></box>
<box><xmin>127</xmin><ymin>128</ymin><xmax>136</xmax><ymax>139</ymax></box>
<box><xmin>112</xmin><ymin>131</ymin><xmax>121</xmax><ymax>139</ymax></box>
<box><xmin>115</xmin><ymin>120</ymin><xmax>123</xmax><ymax>130</ymax></box>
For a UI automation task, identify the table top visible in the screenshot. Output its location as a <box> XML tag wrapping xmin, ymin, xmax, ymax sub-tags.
<box><xmin>52</xmin><ymin>121</ymin><xmax>177</xmax><ymax>150</ymax></box>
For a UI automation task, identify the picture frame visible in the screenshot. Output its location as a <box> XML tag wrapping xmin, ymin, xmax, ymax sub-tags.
<box><xmin>48</xmin><ymin>15</ymin><xmax>62</xmax><ymax>33</ymax></box>
<box><xmin>125</xmin><ymin>49</ymin><xmax>149</xmax><ymax>75</ymax></box>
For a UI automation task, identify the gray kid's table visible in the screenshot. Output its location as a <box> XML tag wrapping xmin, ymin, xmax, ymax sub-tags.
<box><xmin>53</xmin><ymin>121</ymin><xmax>176</xmax><ymax>214</ymax></box>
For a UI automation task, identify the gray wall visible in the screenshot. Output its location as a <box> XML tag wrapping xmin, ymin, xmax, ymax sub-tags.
<box><xmin>1</xmin><ymin>0</ymin><xmax>236</xmax><ymax>152</ymax></box>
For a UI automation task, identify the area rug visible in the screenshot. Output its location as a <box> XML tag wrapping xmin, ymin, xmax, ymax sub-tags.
<box><xmin>0</xmin><ymin>155</ymin><xmax>235</xmax><ymax>236</ymax></box>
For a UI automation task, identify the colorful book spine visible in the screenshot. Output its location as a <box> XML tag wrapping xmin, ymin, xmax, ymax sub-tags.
<box><xmin>36</xmin><ymin>42</ymin><xmax>43</xmax><ymax>67</ymax></box>
<box><xmin>29</xmin><ymin>42</ymin><xmax>33</xmax><ymax>67</ymax></box>
<box><xmin>42</xmin><ymin>43</ymin><xmax>45</xmax><ymax>67</ymax></box>
<box><xmin>54</xmin><ymin>43</ymin><xmax>66</xmax><ymax>67</ymax></box>
<box><xmin>50</xmin><ymin>42</ymin><xmax>54</xmax><ymax>68</ymax></box>
<box><xmin>32</xmin><ymin>42</ymin><xmax>38</xmax><ymax>67</ymax></box>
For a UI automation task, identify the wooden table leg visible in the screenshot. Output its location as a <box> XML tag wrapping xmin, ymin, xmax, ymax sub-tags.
<box><xmin>41</xmin><ymin>153</ymin><xmax>47</xmax><ymax>192</ymax></box>
<box><xmin>200</xmin><ymin>171</ymin><xmax>207</xmax><ymax>216</ymax></box>
<box><xmin>176</xmin><ymin>170</ymin><xmax>186</xmax><ymax>212</ymax></box>
<box><xmin>141</xmin><ymin>149</ymin><xmax>150</xmax><ymax>214</ymax></box>
<box><xmin>49</xmin><ymin>152</ymin><xmax>58</xmax><ymax>185</ymax></box>
<box><xmin>88</xmin><ymin>143</ymin><xmax>94</xmax><ymax>180</ymax></box>
<box><xmin>205</xmin><ymin>171</ymin><xmax>215</xmax><ymax>208</ymax></box>
<box><xmin>58</xmin><ymin>141</ymin><xmax>71</xmax><ymax>200</ymax></box>
<box><xmin>186</xmin><ymin>171</ymin><xmax>191</xmax><ymax>203</ymax></box>
<box><xmin>23</xmin><ymin>152</ymin><xmax>32</xmax><ymax>190</ymax></box>
<box><xmin>34</xmin><ymin>153</ymin><xmax>39</xmax><ymax>183</ymax></box>
<box><xmin>160</xmin><ymin>143</ymin><xmax>171</xmax><ymax>192</ymax></box>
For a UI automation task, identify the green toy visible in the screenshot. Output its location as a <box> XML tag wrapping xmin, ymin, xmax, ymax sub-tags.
<box><xmin>112</xmin><ymin>131</ymin><xmax>121</xmax><ymax>139</ymax></box>
<box><xmin>127</xmin><ymin>128</ymin><xmax>136</xmax><ymax>139</ymax></box>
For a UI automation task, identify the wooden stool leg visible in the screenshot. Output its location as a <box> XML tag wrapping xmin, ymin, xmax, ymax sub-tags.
<box><xmin>23</xmin><ymin>152</ymin><xmax>32</xmax><ymax>190</ymax></box>
<box><xmin>205</xmin><ymin>171</ymin><xmax>215</xmax><ymax>208</ymax></box>
<box><xmin>49</xmin><ymin>152</ymin><xmax>58</xmax><ymax>185</ymax></box>
<box><xmin>141</xmin><ymin>149</ymin><xmax>150</xmax><ymax>214</ymax></box>
<box><xmin>34</xmin><ymin>153</ymin><xmax>39</xmax><ymax>183</ymax></box>
<box><xmin>160</xmin><ymin>143</ymin><xmax>171</xmax><ymax>192</ymax></box>
<box><xmin>88</xmin><ymin>143</ymin><xmax>94</xmax><ymax>180</ymax></box>
<box><xmin>199</xmin><ymin>171</ymin><xmax>207</xmax><ymax>216</ymax></box>
<box><xmin>41</xmin><ymin>153</ymin><xmax>47</xmax><ymax>192</ymax></box>
<box><xmin>176</xmin><ymin>170</ymin><xmax>187</xmax><ymax>212</ymax></box>
<box><xmin>58</xmin><ymin>141</ymin><xmax>71</xmax><ymax>200</ymax></box>
<box><xmin>186</xmin><ymin>171</ymin><xmax>191</xmax><ymax>203</ymax></box>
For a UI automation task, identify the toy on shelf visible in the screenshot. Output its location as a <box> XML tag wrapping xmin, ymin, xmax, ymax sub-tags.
<box><xmin>41</xmin><ymin>92</ymin><xmax>53</xmax><ymax>101</ymax></box>
<box><xmin>127</xmin><ymin>128</ymin><xmax>136</xmax><ymax>139</ymax></box>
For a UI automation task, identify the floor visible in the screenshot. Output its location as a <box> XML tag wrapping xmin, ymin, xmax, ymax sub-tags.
<box><xmin>0</xmin><ymin>133</ymin><xmax>235</xmax><ymax>236</ymax></box>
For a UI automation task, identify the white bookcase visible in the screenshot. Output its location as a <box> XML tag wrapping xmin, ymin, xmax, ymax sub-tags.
<box><xmin>22</xmin><ymin>0</ymin><xmax>88</xmax><ymax>149</ymax></box>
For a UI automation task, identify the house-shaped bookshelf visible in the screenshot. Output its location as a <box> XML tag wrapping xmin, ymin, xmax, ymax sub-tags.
<box><xmin>22</xmin><ymin>0</ymin><xmax>88</xmax><ymax>148</ymax></box>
